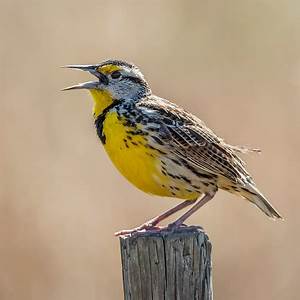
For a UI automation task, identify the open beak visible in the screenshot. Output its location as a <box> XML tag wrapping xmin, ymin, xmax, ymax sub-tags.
<box><xmin>61</xmin><ymin>64</ymin><xmax>108</xmax><ymax>91</ymax></box>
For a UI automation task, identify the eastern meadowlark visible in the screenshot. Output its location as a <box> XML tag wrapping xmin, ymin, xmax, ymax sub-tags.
<box><xmin>63</xmin><ymin>59</ymin><xmax>283</xmax><ymax>235</ymax></box>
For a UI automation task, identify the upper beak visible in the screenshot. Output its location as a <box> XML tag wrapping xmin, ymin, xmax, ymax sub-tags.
<box><xmin>61</xmin><ymin>64</ymin><xmax>108</xmax><ymax>90</ymax></box>
<box><xmin>62</xmin><ymin>64</ymin><xmax>98</xmax><ymax>73</ymax></box>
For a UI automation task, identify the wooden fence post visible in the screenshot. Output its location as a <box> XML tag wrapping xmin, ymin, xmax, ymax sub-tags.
<box><xmin>119</xmin><ymin>227</ymin><xmax>212</xmax><ymax>300</ymax></box>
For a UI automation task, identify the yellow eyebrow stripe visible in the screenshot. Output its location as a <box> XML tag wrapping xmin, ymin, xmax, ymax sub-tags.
<box><xmin>98</xmin><ymin>65</ymin><xmax>121</xmax><ymax>74</ymax></box>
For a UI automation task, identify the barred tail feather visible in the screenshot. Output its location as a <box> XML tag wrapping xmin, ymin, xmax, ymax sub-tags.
<box><xmin>229</xmin><ymin>144</ymin><xmax>262</xmax><ymax>154</ymax></box>
<box><xmin>242</xmin><ymin>184</ymin><xmax>283</xmax><ymax>220</ymax></box>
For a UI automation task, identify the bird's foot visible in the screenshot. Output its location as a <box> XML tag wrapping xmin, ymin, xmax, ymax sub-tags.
<box><xmin>115</xmin><ymin>223</ymin><xmax>203</xmax><ymax>237</ymax></box>
<box><xmin>166</xmin><ymin>222</ymin><xmax>186</xmax><ymax>231</ymax></box>
<box><xmin>115</xmin><ymin>222</ymin><xmax>162</xmax><ymax>237</ymax></box>
<box><xmin>166</xmin><ymin>222</ymin><xmax>203</xmax><ymax>233</ymax></box>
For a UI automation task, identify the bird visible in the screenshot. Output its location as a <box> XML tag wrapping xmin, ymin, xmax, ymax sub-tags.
<box><xmin>62</xmin><ymin>59</ymin><xmax>283</xmax><ymax>235</ymax></box>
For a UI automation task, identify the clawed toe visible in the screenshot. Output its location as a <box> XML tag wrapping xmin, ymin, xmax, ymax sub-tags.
<box><xmin>166</xmin><ymin>222</ymin><xmax>197</xmax><ymax>232</ymax></box>
<box><xmin>114</xmin><ymin>223</ymin><xmax>161</xmax><ymax>236</ymax></box>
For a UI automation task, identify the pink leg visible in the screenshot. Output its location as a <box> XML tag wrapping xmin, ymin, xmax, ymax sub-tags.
<box><xmin>169</xmin><ymin>193</ymin><xmax>215</xmax><ymax>228</ymax></box>
<box><xmin>115</xmin><ymin>199</ymin><xmax>196</xmax><ymax>236</ymax></box>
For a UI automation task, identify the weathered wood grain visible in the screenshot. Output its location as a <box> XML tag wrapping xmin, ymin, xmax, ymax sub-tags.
<box><xmin>120</xmin><ymin>227</ymin><xmax>212</xmax><ymax>300</ymax></box>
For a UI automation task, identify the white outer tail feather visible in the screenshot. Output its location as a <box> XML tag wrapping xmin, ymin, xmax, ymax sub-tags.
<box><xmin>243</xmin><ymin>183</ymin><xmax>283</xmax><ymax>220</ymax></box>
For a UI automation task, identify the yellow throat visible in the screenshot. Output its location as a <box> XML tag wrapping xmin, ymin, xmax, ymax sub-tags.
<box><xmin>89</xmin><ymin>88</ymin><xmax>198</xmax><ymax>200</ymax></box>
<box><xmin>89</xmin><ymin>89</ymin><xmax>114</xmax><ymax>118</ymax></box>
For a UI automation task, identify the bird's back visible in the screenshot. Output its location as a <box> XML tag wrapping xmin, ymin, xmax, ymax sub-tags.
<box><xmin>136</xmin><ymin>95</ymin><xmax>253</xmax><ymax>183</ymax></box>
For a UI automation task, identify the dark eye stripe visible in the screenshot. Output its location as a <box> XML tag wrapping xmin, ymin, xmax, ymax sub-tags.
<box><xmin>123</xmin><ymin>76</ymin><xmax>145</xmax><ymax>85</ymax></box>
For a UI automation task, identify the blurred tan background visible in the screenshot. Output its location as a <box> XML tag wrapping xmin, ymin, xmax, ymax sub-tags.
<box><xmin>0</xmin><ymin>0</ymin><xmax>299</xmax><ymax>299</ymax></box>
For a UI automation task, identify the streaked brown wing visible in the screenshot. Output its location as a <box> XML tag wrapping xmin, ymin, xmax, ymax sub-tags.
<box><xmin>166</xmin><ymin>123</ymin><xmax>248</xmax><ymax>183</ymax></box>
<box><xmin>138</xmin><ymin>96</ymin><xmax>253</xmax><ymax>184</ymax></box>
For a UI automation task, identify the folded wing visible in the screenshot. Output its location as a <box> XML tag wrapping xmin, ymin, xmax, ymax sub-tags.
<box><xmin>138</xmin><ymin>96</ymin><xmax>254</xmax><ymax>186</ymax></box>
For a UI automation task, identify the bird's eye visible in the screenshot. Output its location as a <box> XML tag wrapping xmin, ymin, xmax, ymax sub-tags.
<box><xmin>111</xmin><ymin>71</ymin><xmax>121</xmax><ymax>79</ymax></box>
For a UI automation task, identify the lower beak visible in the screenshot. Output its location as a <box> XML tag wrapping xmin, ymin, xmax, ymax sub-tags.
<box><xmin>61</xmin><ymin>80</ymin><xmax>99</xmax><ymax>91</ymax></box>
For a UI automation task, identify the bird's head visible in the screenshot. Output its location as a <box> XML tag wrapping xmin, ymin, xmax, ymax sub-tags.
<box><xmin>63</xmin><ymin>59</ymin><xmax>151</xmax><ymax>117</ymax></box>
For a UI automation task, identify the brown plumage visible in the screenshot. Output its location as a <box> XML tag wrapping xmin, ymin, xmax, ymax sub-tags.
<box><xmin>137</xmin><ymin>95</ymin><xmax>282</xmax><ymax>220</ymax></box>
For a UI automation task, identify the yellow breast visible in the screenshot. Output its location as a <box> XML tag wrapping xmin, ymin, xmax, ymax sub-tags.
<box><xmin>102</xmin><ymin>112</ymin><xmax>174</xmax><ymax>196</ymax></box>
<box><xmin>90</xmin><ymin>89</ymin><xmax>200</xmax><ymax>201</ymax></box>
